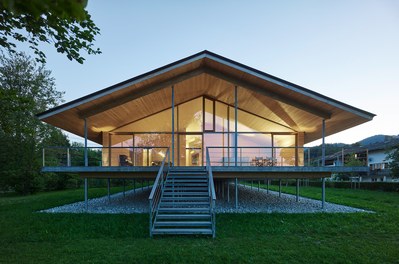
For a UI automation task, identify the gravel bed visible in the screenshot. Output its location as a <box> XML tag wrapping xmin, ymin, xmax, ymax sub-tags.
<box><xmin>41</xmin><ymin>186</ymin><xmax>152</xmax><ymax>214</ymax></box>
<box><xmin>40</xmin><ymin>184</ymin><xmax>371</xmax><ymax>214</ymax></box>
<box><xmin>215</xmin><ymin>185</ymin><xmax>371</xmax><ymax>213</ymax></box>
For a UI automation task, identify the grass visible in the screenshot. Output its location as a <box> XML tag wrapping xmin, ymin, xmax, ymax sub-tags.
<box><xmin>0</xmin><ymin>184</ymin><xmax>398</xmax><ymax>263</ymax></box>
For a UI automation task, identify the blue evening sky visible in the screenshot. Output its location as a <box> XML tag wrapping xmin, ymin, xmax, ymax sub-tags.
<box><xmin>32</xmin><ymin>0</ymin><xmax>399</xmax><ymax>146</ymax></box>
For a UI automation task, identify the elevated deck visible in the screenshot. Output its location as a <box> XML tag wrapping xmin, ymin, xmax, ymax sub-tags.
<box><xmin>42</xmin><ymin>166</ymin><xmax>369</xmax><ymax>179</ymax></box>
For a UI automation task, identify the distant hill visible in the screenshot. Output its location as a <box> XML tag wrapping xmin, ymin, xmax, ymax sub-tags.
<box><xmin>357</xmin><ymin>135</ymin><xmax>399</xmax><ymax>146</ymax></box>
<box><xmin>306</xmin><ymin>134</ymin><xmax>399</xmax><ymax>159</ymax></box>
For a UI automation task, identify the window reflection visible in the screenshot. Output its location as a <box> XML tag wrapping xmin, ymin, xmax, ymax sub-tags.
<box><xmin>103</xmin><ymin>96</ymin><xmax>301</xmax><ymax>166</ymax></box>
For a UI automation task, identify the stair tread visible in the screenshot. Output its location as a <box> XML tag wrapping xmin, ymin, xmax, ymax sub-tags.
<box><xmin>160</xmin><ymin>203</ymin><xmax>210</xmax><ymax>207</ymax></box>
<box><xmin>152</xmin><ymin>228</ymin><xmax>213</xmax><ymax>234</ymax></box>
<box><xmin>151</xmin><ymin>167</ymin><xmax>214</xmax><ymax>237</ymax></box>
<box><xmin>156</xmin><ymin>214</ymin><xmax>211</xmax><ymax>218</ymax></box>
<box><xmin>163</xmin><ymin>192</ymin><xmax>208</xmax><ymax>195</ymax></box>
<box><xmin>163</xmin><ymin>188</ymin><xmax>208</xmax><ymax>190</ymax></box>
<box><xmin>161</xmin><ymin>197</ymin><xmax>209</xmax><ymax>200</ymax></box>
<box><xmin>154</xmin><ymin>221</ymin><xmax>212</xmax><ymax>226</ymax></box>
<box><xmin>166</xmin><ymin>180</ymin><xmax>208</xmax><ymax>182</ymax></box>
<box><xmin>158</xmin><ymin>208</ymin><xmax>210</xmax><ymax>212</ymax></box>
<box><xmin>168</xmin><ymin>172</ymin><xmax>207</xmax><ymax>175</ymax></box>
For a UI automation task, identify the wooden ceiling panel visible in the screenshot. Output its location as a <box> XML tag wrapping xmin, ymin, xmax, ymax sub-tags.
<box><xmin>39</xmin><ymin>52</ymin><xmax>374</xmax><ymax>145</ymax></box>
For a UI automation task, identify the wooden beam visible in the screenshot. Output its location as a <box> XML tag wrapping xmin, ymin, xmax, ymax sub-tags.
<box><xmin>79</xmin><ymin>68</ymin><xmax>205</xmax><ymax>119</ymax></box>
<box><xmin>204</xmin><ymin>68</ymin><xmax>332</xmax><ymax>119</ymax></box>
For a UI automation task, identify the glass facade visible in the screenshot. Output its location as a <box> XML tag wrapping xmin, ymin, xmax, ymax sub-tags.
<box><xmin>103</xmin><ymin>94</ymin><xmax>302</xmax><ymax>166</ymax></box>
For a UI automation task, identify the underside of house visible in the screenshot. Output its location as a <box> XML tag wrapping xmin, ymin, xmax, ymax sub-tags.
<box><xmin>37</xmin><ymin>50</ymin><xmax>375</xmax><ymax>236</ymax></box>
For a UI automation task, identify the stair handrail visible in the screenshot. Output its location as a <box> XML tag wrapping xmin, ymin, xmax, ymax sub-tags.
<box><xmin>205</xmin><ymin>147</ymin><xmax>216</xmax><ymax>238</ymax></box>
<box><xmin>149</xmin><ymin>148</ymin><xmax>170</xmax><ymax>238</ymax></box>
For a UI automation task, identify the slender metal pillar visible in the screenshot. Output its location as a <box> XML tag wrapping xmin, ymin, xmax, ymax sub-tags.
<box><xmin>42</xmin><ymin>148</ymin><xmax>45</xmax><ymax>167</ymax></box>
<box><xmin>84</xmin><ymin>118</ymin><xmax>88</xmax><ymax>210</ymax></box>
<box><xmin>123</xmin><ymin>179</ymin><xmax>126</xmax><ymax>197</ymax></box>
<box><xmin>227</xmin><ymin>179</ymin><xmax>230</xmax><ymax>203</ymax></box>
<box><xmin>296</xmin><ymin>179</ymin><xmax>299</xmax><ymax>202</ymax></box>
<box><xmin>258</xmin><ymin>180</ymin><xmax>260</xmax><ymax>191</ymax></box>
<box><xmin>322</xmin><ymin>119</ymin><xmax>326</xmax><ymax>208</ymax></box>
<box><xmin>84</xmin><ymin>178</ymin><xmax>88</xmax><ymax>210</ymax></box>
<box><xmin>84</xmin><ymin>118</ymin><xmax>88</xmax><ymax>167</ymax></box>
<box><xmin>67</xmin><ymin>148</ymin><xmax>71</xmax><ymax>166</ymax></box>
<box><xmin>235</xmin><ymin>177</ymin><xmax>238</xmax><ymax>209</ymax></box>
<box><xmin>133</xmin><ymin>179</ymin><xmax>136</xmax><ymax>194</ymax></box>
<box><xmin>322</xmin><ymin>119</ymin><xmax>326</xmax><ymax>167</ymax></box>
<box><xmin>267</xmin><ymin>179</ymin><xmax>270</xmax><ymax>194</ymax></box>
<box><xmin>107</xmin><ymin>178</ymin><xmax>111</xmax><ymax>202</ymax></box>
<box><xmin>322</xmin><ymin>178</ymin><xmax>326</xmax><ymax>209</ymax></box>
<box><xmin>234</xmin><ymin>85</ymin><xmax>238</xmax><ymax>167</ymax></box>
<box><xmin>171</xmin><ymin>85</ymin><xmax>175</xmax><ymax>166</ymax></box>
<box><xmin>251</xmin><ymin>180</ymin><xmax>253</xmax><ymax>190</ymax></box>
<box><xmin>279</xmin><ymin>179</ymin><xmax>282</xmax><ymax>197</ymax></box>
<box><xmin>222</xmin><ymin>180</ymin><xmax>225</xmax><ymax>199</ymax></box>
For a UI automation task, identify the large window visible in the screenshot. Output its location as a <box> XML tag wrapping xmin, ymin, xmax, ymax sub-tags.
<box><xmin>178</xmin><ymin>97</ymin><xmax>202</xmax><ymax>132</ymax></box>
<box><xmin>103</xmin><ymin>96</ymin><xmax>301</xmax><ymax>166</ymax></box>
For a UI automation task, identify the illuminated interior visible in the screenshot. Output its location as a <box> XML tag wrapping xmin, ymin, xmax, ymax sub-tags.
<box><xmin>102</xmin><ymin>95</ymin><xmax>302</xmax><ymax>166</ymax></box>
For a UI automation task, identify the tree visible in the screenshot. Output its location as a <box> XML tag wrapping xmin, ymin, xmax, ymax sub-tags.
<box><xmin>387</xmin><ymin>145</ymin><xmax>399</xmax><ymax>178</ymax></box>
<box><xmin>335</xmin><ymin>153</ymin><xmax>364</xmax><ymax>181</ymax></box>
<box><xmin>0</xmin><ymin>52</ymin><xmax>69</xmax><ymax>194</ymax></box>
<box><xmin>0</xmin><ymin>0</ymin><xmax>101</xmax><ymax>64</ymax></box>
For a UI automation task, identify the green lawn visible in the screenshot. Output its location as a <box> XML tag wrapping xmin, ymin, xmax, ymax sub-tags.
<box><xmin>1</xmin><ymin>185</ymin><xmax>398</xmax><ymax>264</ymax></box>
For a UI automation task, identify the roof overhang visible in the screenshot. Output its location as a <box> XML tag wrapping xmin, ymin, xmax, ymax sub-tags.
<box><xmin>37</xmin><ymin>50</ymin><xmax>375</xmax><ymax>144</ymax></box>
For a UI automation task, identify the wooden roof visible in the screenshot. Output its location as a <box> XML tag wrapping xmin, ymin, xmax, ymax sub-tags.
<box><xmin>37</xmin><ymin>50</ymin><xmax>375</xmax><ymax>144</ymax></box>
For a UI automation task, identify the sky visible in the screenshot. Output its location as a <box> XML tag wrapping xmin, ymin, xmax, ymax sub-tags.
<box><xmin>28</xmin><ymin>0</ymin><xmax>399</xmax><ymax>146</ymax></box>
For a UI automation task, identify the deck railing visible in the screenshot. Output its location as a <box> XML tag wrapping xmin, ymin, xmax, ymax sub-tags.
<box><xmin>42</xmin><ymin>146</ymin><xmax>169</xmax><ymax>167</ymax></box>
<box><xmin>149</xmin><ymin>148</ymin><xmax>170</xmax><ymax>238</ymax></box>
<box><xmin>206</xmin><ymin>146</ymin><xmax>316</xmax><ymax>167</ymax></box>
<box><xmin>42</xmin><ymin>146</ymin><xmax>324</xmax><ymax>168</ymax></box>
<box><xmin>205</xmin><ymin>148</ymin><xmax>217</xmax><ymax>238</ymax></box>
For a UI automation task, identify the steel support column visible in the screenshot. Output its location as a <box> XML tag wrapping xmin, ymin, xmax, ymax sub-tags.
<box><xmin>296</xmin><ymin>179</ymin><xmax>299</xmax><ymax>202</ymax></box>
<box><xmin>171</xmin><ymin>85</ymin><xmax>175</xmax><ymax>166</ymax></box>
<box><xmin>235</xmin><ymin>177</ymin><xmax>238</xmax><ymax>209</ymax></box>
<box><xmin>322</xmin><ymin>177</ymin><xmax>326</xmax><ymax>209</ymax></box>
<box><xmin>84</xmin><ymin>118</ymin><xmax>88</xmax><ymax>167</ymax></box>
<box><xmin>234</xmin><ymin>85</ymin><xmax>238</xmax><ymax>167</ymax></box>
<box><xmin>222</xmin><ymin>180</ymin><xmax>225</xmax><ymax>199</ymax></box>
<box><xmin>279</xmin><ymin>179</ymin><xmax>282</xmax><ymax>197</ymax></box>
<box><xmin>84</xmin><ymin>118</ymin><xmax>88</xmax><ymax>210</ymax></box>
<box><xmin>107</xmin><ymin>178</ymin><xmax>111</xmax><ymax>202</ymax></box>
<box><xmin>267</xmin><ymin>179</ymin><xmax>270</xmax><ymax>194</ymax></box>
<box><xmin>227</xmin><ymin>179</ymin><xmax>230</xmax><ymax>203</ymax></box>
<box><xmin>322</xmin><ymin>119</ymin><xmax>326</xmax><ymax>208</ymax></box>
<box><xmin>123</xmin><ymin>179</ymin><xmax>126</xmax><ymax>197</ymax></box>
<box><xmin>84</xmin><ymin>178</ymin><xmax>88</xmax><ymax>210</ymax></box>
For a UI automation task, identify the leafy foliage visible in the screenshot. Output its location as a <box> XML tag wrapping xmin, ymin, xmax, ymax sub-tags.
<box><xmin>0</xmin><ymin>52</ymin><xmax>71</xmax><ymax>194</ymax></box>
<box><xmin>387</xmin><ymin>144</ymin><xmax>399</xmax><ymax>178</ymax></box>
<box><xmin>0</xmin><ymin>0</ymin><xmax>101</xmax><ymax>63</ymax></box>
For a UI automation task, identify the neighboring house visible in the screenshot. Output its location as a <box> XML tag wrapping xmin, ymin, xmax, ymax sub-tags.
<box><xmin>325</xmin><ymin>138</ymin><xmax>399</xmax><ymax>182</ymax></box>
<box><xmin>36</xmin><ymin>51</ymin><xmax>375</xmax><ymax>236</ymax></box>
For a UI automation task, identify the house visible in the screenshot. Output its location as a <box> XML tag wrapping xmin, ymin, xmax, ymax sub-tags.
<box><xmin>37</xmin><ymin>51</ymin><xmax>375</xmax><ymax>236</ymax></box>
<box><xmin>325</xmin><ymin>137</ymin><xmax>399</xmax><ymax>182</ymax></box>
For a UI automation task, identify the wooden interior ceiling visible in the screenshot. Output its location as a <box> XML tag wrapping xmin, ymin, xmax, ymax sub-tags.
<box><xmin>39</xmin><ymin>51</ymin><xmax>375</xmax><ymax>145</ymax></box>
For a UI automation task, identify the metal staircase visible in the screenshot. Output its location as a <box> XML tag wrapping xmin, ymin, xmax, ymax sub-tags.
<box><xmin>152</xmin><ymin>167</ymin><xmax>213</xmax><ymax>236</ymax></box>
<box><xmin>149</xmin><ymin>149</ymin><xmax>216</xmax><ymax>237</ymax></box>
